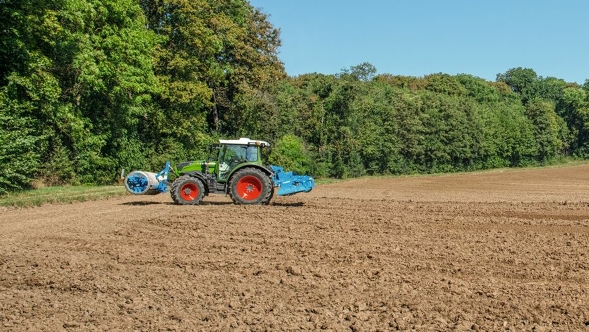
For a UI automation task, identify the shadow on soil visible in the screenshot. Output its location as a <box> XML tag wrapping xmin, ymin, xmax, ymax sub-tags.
<box><xmin>201</xmin><ymin>201</ymin><xmax>233</xmax><ymax>206</ymax></box>
<box><xmin>120</xmin><ymin>201</ymin><xmax>233</xmax><ymax>206</ymax></box>
<box><xmin>121</xmin><ymin>201</ymin><xmax>174</xmax><ymax>206</ymax></box>
<box><xmin>271</xmin><ymin>202</ymin><xmax>305</xmax><ymax>207</ymax></box>
<box><xmin>121</xmin><ymin>201</ymin><xmax>305</xmax><ymax>207</ymax></box>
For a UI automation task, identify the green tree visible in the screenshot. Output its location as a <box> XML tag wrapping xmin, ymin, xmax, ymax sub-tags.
<box><xmin>525</xmin><ymin>99</ymin><xmax>566</xmax><ymax>161</ymax></box>
<box><xmin>0</xmin><ymin>0</ymin><xmax>160</xmax><ymax>189</ymax></box>
<box><xmin>0</xmin><ymin>90</ymin><xmax>43</xmax><ymax>194</ymax></box>
<box><xmin>342</xmin><ymin>62</ymin><xmax>377</xmax><ymax>82</ymax></box>
<box><xmin>268</xmin><ymin>134</ymin><xmax>312</xmax><ymax>174</ymax></box>
<box><xmin>140</xmin><ymin>0</ymin><xmax>284</xmax><ymax>138</ymax></box>
<box><xmin>425</xmin><ymin>73</ymin><xmax>467</xmax><ymax>97</ymax></box>
<box><xmin>496</xmin><ymin>67</ymin><xmax>539</xmax><ymax>104</ymax></box>
<box><xmin>353</xmin><ymin>82</ymin><xmax>401</xmax><ymax>174</ymax></box>
<box><xmin>559</xmin><ymin>87</ymin><xmax>589</xmax><ymax>155</ymax></box>
<box><xmin>58</xmin><ymin>0</ymin><xmax>160</xmax><ymax>183</ymax></box>
<box><xmin>0</xmin><ymin>0</ymin><xmax>63</xmax><ymax>190</ymax></box>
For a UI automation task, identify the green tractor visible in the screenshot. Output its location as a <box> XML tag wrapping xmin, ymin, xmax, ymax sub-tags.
<box><xmin>124</xmin><ymin>138</ymin><xmax>314</xmax><ymax>205</ymax></box>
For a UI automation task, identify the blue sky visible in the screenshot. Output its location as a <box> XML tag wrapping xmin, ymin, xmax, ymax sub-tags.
<box><xmin>248</xmin><ymin>0</ymin><xmax>589</xmax><ymax>84</ymax></box>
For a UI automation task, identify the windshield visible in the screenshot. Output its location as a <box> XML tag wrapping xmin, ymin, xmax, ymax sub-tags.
<box><xmin>218</xmin><ymin>144</ymin><xmax>258</xmax><ymax>179</ymax></box>
<box><xmin>221</xmin><ymin>145</ymin><xmax>258</xmax><ymax>162</ymax></box>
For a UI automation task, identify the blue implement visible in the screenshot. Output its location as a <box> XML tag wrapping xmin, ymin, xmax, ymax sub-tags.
<box><xmin>270</xmin><ymin>165</ymin><xmax>315</xmax><ymax>196</ymax></box>
<box><xmin>125</xmin><ymin>171</ymin><xmax>152</xmax><ymax>194</ymax></box>
<box><xmin>124</xmin><ymin>162</ymin><xmax>172</xmax><ymax>195</ymax></box>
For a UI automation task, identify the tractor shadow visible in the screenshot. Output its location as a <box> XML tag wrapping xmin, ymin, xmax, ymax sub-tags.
<box><xmin>121</xmin><ymin>201</ymin><xmax>304</xmax><ymax>207</ymax></box>
<box><xmin>121</xmin><ymin>201</ymin><xmax>175</xmax><ymax>206</ymax></box>
<box><xmin>200</xmin><ymin>201</ymin><xmax>232</xmax><ymax>206</ymax></box>
<box><xmin>270</xmin><ymin>202</ymin><xmax>305</xmax><ymax>207</ymax></box>
<box><xmin>120</xmin><ymin>201</ymin><xmax>233</xmax><ymax>206</ymax></box>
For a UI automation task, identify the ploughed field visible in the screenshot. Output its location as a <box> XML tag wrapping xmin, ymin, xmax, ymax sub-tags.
<box><xmin>2</xmin><ymin>165</ymin><xmax>589</xmax><ymax>331</ymax></box>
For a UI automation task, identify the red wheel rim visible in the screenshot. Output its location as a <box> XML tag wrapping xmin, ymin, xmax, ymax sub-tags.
<box><xmin>180</xmin><ymin>182</ymin><xmax>199</xmax><ymax>201</ymax></box>
<box><xmin>236</xmin><ymin>175</ymin><xmax>263</xmax><ymax>200</ymax></box>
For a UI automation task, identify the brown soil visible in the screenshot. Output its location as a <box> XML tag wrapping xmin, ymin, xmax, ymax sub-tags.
<box><xmin>1</xmin><ymin>164</ymin><xmax>589</xmax><ymax>331</ymax></box>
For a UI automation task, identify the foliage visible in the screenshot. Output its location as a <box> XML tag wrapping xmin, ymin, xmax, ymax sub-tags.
<box><xmin>0</xmin><ymin>91</ymin><xmax>42</xmax><ymax>194</ymax></box>
<box><xmin>268</xmin><ymin>134</ymin><xmax>312</xmax><ymax>174</ymax></box>
<box><xmin>525</xmin><ymin>99</ymin><xmax>567</xmax><ymax>161</ymax></box>
<box><xmin>2</xmin><ymin>0</ymin><xmax>589</xmax><ymax>195</ymax></box>
<box><xmin>140</xmin><ymin>0</ymin><xmax>284</xmax><ymax>137</ymax></box>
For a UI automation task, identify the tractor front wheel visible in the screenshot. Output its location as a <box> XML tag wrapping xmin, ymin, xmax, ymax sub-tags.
<box><xmin>171</xmin><ymin>175</ymin><xmax>205</xmax><ymax>205</ymax></box>
<box><xmin>229</xmin><ymin>168</ymin><xmax>273</xmax><ymax>205</ymax></box>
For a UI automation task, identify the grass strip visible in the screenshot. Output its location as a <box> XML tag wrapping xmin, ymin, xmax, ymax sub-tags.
<box><xmin>0</xmin><ymin>186</ymin><xmax>127</xmax><ymax>209</ymax></box>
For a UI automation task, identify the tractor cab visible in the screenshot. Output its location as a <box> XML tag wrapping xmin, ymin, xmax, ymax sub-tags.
<box><xmin>217</xmin><ymin>138</ymin><xmax>269</xmax><ymax>181</ymax></box>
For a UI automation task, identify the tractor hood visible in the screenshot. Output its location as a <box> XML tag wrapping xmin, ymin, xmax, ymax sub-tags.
<box><xmin>175</xmin><ymin>160</ymin><xmax>216</xmax><ymax>174</ymax></box>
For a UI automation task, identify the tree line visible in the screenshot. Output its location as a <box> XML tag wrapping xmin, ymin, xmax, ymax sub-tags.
<box><xmin>237</xmin><ymin>64</ymin><xmax>589</xmax><ymax>178</ymax></box>
<box><xmin>2</xmin><ymin>0</ymin><xmax>589</xmax><ymax>194</ymax></box>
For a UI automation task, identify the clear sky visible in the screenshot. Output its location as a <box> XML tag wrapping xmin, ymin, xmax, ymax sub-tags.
<box><xmin>248</xmin><ymin>0</ymin><xmax>589</xmax><ymax>84</ymax></box>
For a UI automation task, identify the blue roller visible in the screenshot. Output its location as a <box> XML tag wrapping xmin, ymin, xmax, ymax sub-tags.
<box><xmin>270</xmin><ymin>165</ymin><xmax>315</xmax><ymax>196</ymax></box>
<box><xmin>124</xmin><ymin>162</ymin><xmax>172</xmax><ymax>195</ymax></box>
<box><xmin>125</xmin><ymin>171</ymin><xmax>153</xmax><ymax>194</ymax></box>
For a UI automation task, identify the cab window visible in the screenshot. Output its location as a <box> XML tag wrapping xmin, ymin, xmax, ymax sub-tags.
<box><xmin>245</xmin><ymin>146</ymin><xmax>258</xmax><ymax>162</ymax></box>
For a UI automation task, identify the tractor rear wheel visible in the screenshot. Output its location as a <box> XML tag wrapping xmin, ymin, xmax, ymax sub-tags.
<box><xmin>171</xmin><ymin>175</ymin><xmax>205</xmax><ymax>205</ymax></box>
<box><xmin>229</xmin><ymin>168</ymin><xmax>273</xmax><ymax>205</ymax></box>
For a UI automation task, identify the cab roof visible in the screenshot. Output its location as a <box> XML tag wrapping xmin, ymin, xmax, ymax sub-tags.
<box><xmin>218</xmin><ymin>138</ymin><xmax>270</xmax><ymax>147</ymax></box>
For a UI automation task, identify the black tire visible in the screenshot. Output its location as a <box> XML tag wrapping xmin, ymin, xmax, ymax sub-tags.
<box><xmin>170</xmin><ymin>175</ymin><xmax>205</xmax><ymax>205</ymax></box>
<box><xmin>229</xmin><ymin>168</ymin><xmax>273</xmax><ymax>205</ymax></box>
<box><xmin>267</xmin><ymin>186</ymin><xmax>275</xmax><ymax>205</ymax></box>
